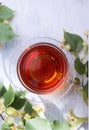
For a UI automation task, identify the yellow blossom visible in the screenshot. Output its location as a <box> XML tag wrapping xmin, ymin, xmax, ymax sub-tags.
<box><xmin>0</xmin><ymin>105</ymin><xmax>3</xmax><ymax>111</ymax></box>
<box><xmin>6</xmin><ymin>107</ymin><xmax>18</xmax><ymax>116</ymax></box>
<box><xmin>5</xmin><ymin>117</ymin><xmax>14</xmax><ymax>125</ymax></box>
<box><xmin>18</xmin><ymin>110</ymin><xmax>25</xmax><ymax>117</ymax></box>
<box><xmin>67</xmin><ymin>109</ymin><xmax>88</xmax><ymax>130</ymax></box>
<box><xmin>0</xmin><ymin>98</ymin><xmax>4</xmax><ymax>104</ymax></box>
<box><xmin>10</xmin><ymin>125</ymin><xmax>17</xmax><ymax>130</ymax></box>
<box><xmin>31</xmin><ymin>112</ymin><xmax>38</xmax><ymax>118</ymax></box>
<box><xmin>0</xmin><ymin>104</ymin><xmax>5</xmax><ymax>114</ymax></box>
<box><xmin>60</xmin><ymin>38</ymin><xmax>65</xmax><ymax>44</ymax></box>
<box><xmin>84</xmin><ymin>30</ymin><xmax>89</xmax><ymax>38</ymax></box>
<box><xmin>32</xmin><ymin>105</ymin><xmax>44</xmax><ymax>113</ymax></box>
<box><xmin>24</xmin><ymin>113</ymin><xmax>31</xmax><ymax>120</ymax></box>
<box><xmin>67</xmin><ymin>116</ymin><xmax>77</xmax><ymax>124</ymax></box>
<box><xmin>3</xmin><ymin>20</ymin><xmax>9</xmax><ymax>24</ymax></box>
<box><xmin>18</xmin><ymin>121</ymin><xmax>23</xmax><ymax>127</ymax></box>
<box><xmin>64</xmin><ymin>44</ymin><xmax>71</xmax><ymax>50</ymax></box>
<box><xmin>82</xmin><ymin>41</ymin><xmax>88</xmax><ymax>46</ymax></box>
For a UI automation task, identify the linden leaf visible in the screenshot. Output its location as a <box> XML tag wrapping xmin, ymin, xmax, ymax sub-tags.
<box><xmin>52</xmin><ymin>120</ymin><xmax>70</xmax><ymax>130</ymax></box>
<box><xmin>25</xmin><ymin>117</ymin><xmax>52</xmax><ymax>130</ymax></box>
<box><xmin>74</xmin><ymin>57</ymin><xmax>85</xmax><ymax>75</ymax></box>
<box><xmin>10</xmin><ymin>91</ymin><xmax>26</xmax><ymax>110</ymax></box>
<box><xmin>0</xmin><ymin>83</ymin><xmax>6</xmax><ymax>97</ymax></box>
<box><xmin>11</xmin><ymin>97</ymin><xmax>26</xmax><ymax>110</ymax></box>
<box><xmin>1</xmin><ymin>123</ymin><xmax>11</xmax><ymax>130</ymax></box>
<box><xmin>84</xmin><ymin>61</ymin><xmax>88</xmax><ymax>77</ymax></box>
<box><xmin>0</xmin><ymin>5</ymin><xmax>14</xmax><ymax>21</ymax></box>
<box><xmin>83</xmin><ymin>82</ymin><xmax>88</xmax><ymax>97</ymax></box>
<box><xmin>64</xmin><ymin>31</ymin><xmax>83</xmax><ymax>52</ymax></box>
<box><xmin>0</xmin><ymin>22</ymin><xmax>16</xmax><ymax>43</ymax></box>
<box><xmin>24</xmin><ymin>101</ymin><xmax>37</xmax><ymax>116</ymax></box>
<box><xmin>4</xmin><ymin>85</ymin><xmax>15</xmax><ymax>107</ymax></box>
<box><xmin>80</xmin><ymin>89</ymin><xmax>88</xmax><ymax>105</ymax></box>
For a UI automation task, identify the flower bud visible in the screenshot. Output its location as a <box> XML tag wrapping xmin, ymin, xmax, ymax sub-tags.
<box><xmin>65</xmin><ymin>44</ymin><xmax>71</xmax><ymax>50</ymax></box>
<box><xmin>5</xmin><ymin>117</ymin><xmax>14</xmax><ymax>125</ymax></box>
<box><xmin>60</xmin><ymin>38</ymin><xmax>65</xmax><ymax>44</ymax></box>
<box><xmin>84</xmin><ymin>30</ymin><xmax>89</xmax><ymax>38</ymax></box>
<box><xmin>3</xmin><ymin>20</ymin><xmax>9</xmax><ymax>24</ymax></box>
<box><xmin>82</xmin><ymin>41</ymin><xmax>88</xmax><ymax>46</ymax></box>
<box><xmin>6</xmin><ymin>107</ymin><xmax>18</xmax><ymax>116</ymax></box>
<box><xmin>32</xmin><ymin>105</ymin><xmax>44</xmax><ymax>113</ymax></box>
<box><xmin>24</xmin><ymin>113</ymin><xmax>31</xmax><ymax>120</ymax></box>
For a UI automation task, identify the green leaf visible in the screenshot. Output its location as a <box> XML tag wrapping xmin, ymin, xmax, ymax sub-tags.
<box><xmin>83</xmin><ymin>45</ymin><xmax>88</xmax><ymax>59</ymax></box>
<box><xmin>64</xmin><ymin>31</ymin><xmax>83</xmax><ymax>52</ymax></box>
<box><xmin>1</xmin><ymin>123</ymin><xmax>11</xmax><ymax>130</ymax></box>
<box><xmin>11</xmin><ymin>97</ymin><xmax>26</xmax><ymax>110</ymax></box>
<box><xmin>11</xmin><ymin>91</ymin><xmax>26</xmax><ymax>110</ymax></box>
<box><xmin>83</xmin><ymin>82</ymin><xmax>88</xmax><ymax>97</ymax></box>
<box><xmin>74</xmin><ymin>57</ymin><xmax>85</xmax><ymax>75</ymax></box>
<box><xmin>80</xmin><ymin>89</ymin><xmax>88</xmax><ymax>105</ymax></box>
<box><xmin>0</xmin><ymin>83</ymin><xmax>6</xmax><ymax>97</ymax></box>
<box><xmin>24</xmin><ymin>101</ymin><xmax>37</xmax><ymax>116</ymax></box>
<box><xmin>0</xmin><ymin>5</ymin><xmax>14</xmax><ymax>21</ymax></box>
<box><xmin>4</xmin><ymin>85</ymin><xmax>15</xmax><ymax>107</ymax></box>
<box><xmin>84</xmin><ymin>61</ymin><xmax>88</xmax><ymax>77</ymax></box>
<box><xmin>15</xmin><ymin>91</ymin><xmax>25</xmax><ymax>99</ymax></box>
<box><xmin>0</xmin><ymin>22</ymin><xmax>16</xmax><ymax>42</ymax></box>
<box><xmin>52</xmin><ymin>120</ymin><xmax>70</xmax><ymax>130</ymax></box>
<box><xmin>25</xmin><ymin>117</ymin><xmax>52</xmax><ymax>130</ymax></box>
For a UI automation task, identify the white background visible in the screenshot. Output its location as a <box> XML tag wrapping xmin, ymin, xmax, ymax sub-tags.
<box><xmin>0</xmin><ymin>0</ymin><xmax>89</xmax><ymax>129</ymax></box>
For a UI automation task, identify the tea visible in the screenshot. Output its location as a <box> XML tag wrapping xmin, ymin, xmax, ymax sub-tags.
<box><xmin>17</xmin><ymin>43</ymin><xmax>69</xmax><ymax>94</ymax></box>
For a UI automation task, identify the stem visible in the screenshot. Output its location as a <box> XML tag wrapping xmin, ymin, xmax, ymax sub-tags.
<box><xmin>70</xmin><ymin>117</ymin><xmax>88</xmax><ymax>129</ymax></box>
<box><xmin>0</xmin><ymin>114</ymin><xmax>4</xmax><ymax>120</ymax></box>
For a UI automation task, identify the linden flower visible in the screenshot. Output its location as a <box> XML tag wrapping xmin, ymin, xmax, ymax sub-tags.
<box><xmin>0</xmin><ymin>98</ymin><xmax>4</xmax><ymax>104</ymax></box>
<box><xmin>67</xmin><ymin>109</ymin><xmax>88</xmax><ymax>130</ymax></box>
<box><xmin>10</xmin><ymin>125</ymin><xmax>17</xmax><ymax>130</ymax></box>
<box><xmin>6</xmin><ymin>107</ymin><xmax>18</xmax><ymax>116</ymax></box>
<box><xmin>32</xmin><ymin>105</ymin><xmax>44</xmax><ymax>113</ymax></box>
<box><xmin>5</xmin><ymin>117</ymin><xmax>14</xmax><ymax>125</ymax></box>
<box><xmin>18</xmin><ymin>121</ymin><xmax>24</xmax><ymax>127</ymax></box>
<box><xmin>64</xmin><ymin>44</ymin><xmax>71</xmax><ymax>50</ymax></box>
<box><xmin>0</xmin><ymin>105</ymin><xmax>4</xmax><ymax>111</ymax></box>
<box><xmin>0</xmin><ymin>104</ymin><xmax>5</xmax><ymax>114</ymax></box>
<box><xmin>84</xmin><ymin>30</ymin><xmax>89</xmax><ymax>38</ymax></box>
<box><xmin>24</xmin><ymin>113</ymin><xmax>31</xmax><ymax>120</ymax></box>
<box><xmin>31</xmin><ymin>112</ymin><xmax>38</xmax><ymax>118</ymax></box>
<box><xmin>82</xmin><ymin>41</ymin><xmax>88</xmax><ymax>46</ymax></box>
<box><xmin>3</xmin><ymin>20</ymin><xmax>9</xmax><ymax>24</ymax></box>
<box><xmin>67</xmin><ymin>116</ymin><xmax>77</xmax><ymax>124</ymax></box>
<box><xmin>18</xmin><ymin>110</ymin><xmax>25</xmax><ymax>117</ymax></box>
<box><xmin>60</xmin><ymin>38</ymin><xmax>65</xmax><ymax>44</ymax></box>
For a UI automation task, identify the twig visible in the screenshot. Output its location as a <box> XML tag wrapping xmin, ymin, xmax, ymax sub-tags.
<box><xmin>0</xmin><ymin>114</ymin><xmax>4</xmax><ymax>120</ymax></box>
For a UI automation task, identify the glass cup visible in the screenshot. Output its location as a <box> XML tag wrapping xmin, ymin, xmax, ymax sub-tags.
<box><xmin>2</xmin><ymin>37</ymin><xmax>73</xmax><ymax>103</ymax></box>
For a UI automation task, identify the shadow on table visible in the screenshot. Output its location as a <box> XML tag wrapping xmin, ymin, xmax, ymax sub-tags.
<box><xmin>43</xmin><ymin>100</ymin><xmax>65</xmax><ymax>122</ymax></box>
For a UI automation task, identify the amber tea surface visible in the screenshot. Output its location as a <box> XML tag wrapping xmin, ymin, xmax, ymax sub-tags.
<box><xmin>17</xmin><ymin>43</ymin><xmax>69</xmax><ymax>94</ymax></box>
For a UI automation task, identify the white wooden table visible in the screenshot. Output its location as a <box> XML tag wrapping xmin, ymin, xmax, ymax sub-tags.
<box><xmin>0</xmin><ymin>0</ymin><xmax>89</xmax><ymax>129</ymax></box>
